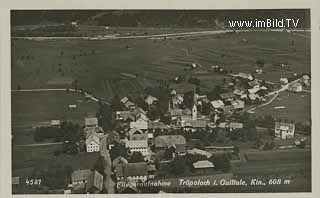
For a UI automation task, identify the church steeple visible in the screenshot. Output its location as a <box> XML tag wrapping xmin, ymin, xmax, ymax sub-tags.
<box><xmin>192</xmin><ymin>89</ymin><xmax>197</xmax><ymax>120</ymax></box>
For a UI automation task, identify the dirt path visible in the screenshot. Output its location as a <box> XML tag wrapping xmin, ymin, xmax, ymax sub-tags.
<box><xmin>15</xmin><ymin>142</ymin><xmax>63</xmax><ymax>147</ymax></box>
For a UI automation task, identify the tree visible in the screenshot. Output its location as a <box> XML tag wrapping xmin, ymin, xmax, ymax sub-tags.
<box><xmin>163</xmin><ymin>147</ymin><xmax>175</xmax><ymax>160</ymax></box>
<box><xmin>208</xmin><ymin>85</ymin><xmax>223</xmax><ymax>100</ymax></box>
<box><xmin>256</xmin><ymin>58</ymin><xmax>265</xmax><ymax>67</ymax></box>
<box><xmin>170</xmin><ymin>156</ymin><xmax>187</xmax><ymax>175</ymax></box>
<box><xmin>111</xmin><ymin>94</ymin><xmax>122</xmax><ymax>111</ymax></box>
<box><xmin>110</xmin><ymin>143</ymin><xmax>128</xmax><ymax>161</ymax></box>
<box><xmin>129</xmin><ymin>152</ymin><xmax>144</xmax><ymax>163</ymax></box>
<box><xmin>210</xmin><ymin>154</ymin><xmax>231</xmax><ymax>172</ymax></box>
<box><xmin>97</xmin><ymin>103</ymin><xmax>112</xmax><ymax>131</ymax></box>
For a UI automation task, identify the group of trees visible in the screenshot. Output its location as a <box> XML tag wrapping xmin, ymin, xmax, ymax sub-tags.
<box><xmin>34</xmin><ymin>121</ymin><xmax>80</xmax><ymax>143</ymax></box>
<box><xmin>34</xmin><ymin>121</ymin><xmax>81</xmax><ymax>155</ymax></box>
<box><xmin>109</xmin><ymin>143</ymin><xmax>129</xmax><ymax>161</ymax></box>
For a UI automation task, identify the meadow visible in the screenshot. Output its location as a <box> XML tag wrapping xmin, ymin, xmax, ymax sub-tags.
<box><xmin>11</xmin><ymin>30</ymin><xmax>310</xmax><ymax>101</ymax></box>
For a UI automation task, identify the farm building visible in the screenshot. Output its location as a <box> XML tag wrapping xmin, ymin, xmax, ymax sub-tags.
<box><xmin>171</xmin><ymin>94</ymin><xmax>184</xmax><ymax>107</ymax></box>
<box><xmin>115</xmin><ymin>162</ymin><xmax>148</xmax><ymax>182</ymax></box>
<box><xmin>233</xmin><ymin>89</ymin><xmax>245</xmax><ymax>96</ymax></box>
<box><xmin>128</xmin><ymin>128</ymin><xmax>146</xmax><ymax>140</ymax></box>
<box><xmin>84</xmin><ymin>117</ymin><xmax>98</xmax><ymax>128</ymax></box>
<box><xmin>182</xmin><ymin>119</ymin><xmax>207</xmax><ymax>132</ymax></box>
<box><xmin>115</xmin><ymin>111</ymin><xmax>134</xmax><ymax>121</ymax></box>
<box><xmin>275</xmin><ymin>122</ymin><xmax>295</xmax><ymax>140</ymax></box>
<box><xmin>219</xmin><ymin>92</ymin><xmax>235</xmax><ymax>101</ymax></box>
<box><xmin>70</xmin><ymin>169</ymin><xmax>103</xmax><ymax>194</ymax></box>
<box><xmin>154</xmin><ymin>135</ymin><xmax>186</xmax><ymax>155</ymax></box>
<box><xmin>192</xmin><ymin>160</ymin><xmax>215</xmax><ymax>174</ymax></box>
<box><xmin>237</xmin><ymin>72</ymin><xmax>253</xmax><ymax>80</ymax></box>
<box><xmin>130</xmin><ymin>120</ymin><xmax>148</xmax><ymax>130</ymax></box>
<box><xmin>125</xmin><ymin>139</ymin><xmax>149</xmax><ymax>156</ymax></box>
<box><xmin>248</xmin><ymin>79</ymin><xmax>260</xmax><ymax>88</ymax></box>
<box><xmin>231</xmin><ymin>100</ymin><xmax>245</xmax><ymax>110</ymax></box>
<box><xmin>145</xmin><ymin>95</ymin><xmax>158</xmax><ymax>105</ymax></box>
<box><xmin>50</xmin><ymin>119</ymin><xmax>61</xmax><ymax>127</ymax></box>
<box><xmin>210</xmin><ymin>100</ymin><xmax>225</xmax><ymax>109</ymax></box>
<box><xmin>148</xmin><ymin>121</ymin><xmax>168</xmax><ymax>132</ymax></box>
<box><xmin>288</xmin><ymin>82</ymin><xmax>303</xmax><ymax>92</ymax></box>
<box><xmin>84</xmin><ymin>126</ymin><xmax>104</xmax><ymax>138</ymax></box>
<box><xmin>229</xmin><ymin>122</ymin><xmax>244</xmax><ymax>130</ymax></box>
<box><xmin>280</xmin><ymin>78</ymin><xmax>289</xmax><ymax>84</ymax></box>
<box><xmin>187</xmin><ymin>148</ymin><xmax>212</xmax><ymax>158</ymax></box>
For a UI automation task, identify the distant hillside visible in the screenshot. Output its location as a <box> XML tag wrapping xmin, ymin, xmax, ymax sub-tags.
<box><xmin>11</xmin><ymin>10</ymin><xmax>310</xmax><ymax>29</ymax></box>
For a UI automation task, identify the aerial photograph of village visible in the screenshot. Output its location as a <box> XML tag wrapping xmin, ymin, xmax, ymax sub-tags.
<box><xmin>11</xmin><ymin>10</ymin><xmax>311</xmax><ymax>194</ymax></box>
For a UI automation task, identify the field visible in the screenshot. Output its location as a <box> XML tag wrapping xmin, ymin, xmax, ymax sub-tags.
<box><xmin>12</xmin><ymin>91</ymin><xmax>99</xmax><ymax>145</ymax></box>
<box><xmin>254</xmin><ymin>91</ymin><xmax>311</xmax><ymax>123</ymax></box>
<box><xmin>11</xmin><ymin>29</ymin><xmax>311</xmax><ymax>192</ymax></box>
<box><xmin>11</xmin><ymin>30</ymin><xmax>310</xmax><ymax>101</ymax></box>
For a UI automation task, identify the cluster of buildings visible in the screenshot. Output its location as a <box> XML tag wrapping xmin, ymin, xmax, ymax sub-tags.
<box><xmin>63</xmin><ymin>71</ymin><xmax>308</xmax><ymax>193</ymax></box>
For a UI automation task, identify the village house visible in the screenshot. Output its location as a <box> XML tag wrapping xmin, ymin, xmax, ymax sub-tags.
<box><xmin>230</xmin><ymin>100</ymin><xmax>245</xmax><ymax>111</ymax></box>
<box><xmin>233</xmin><ymin>88</ymin><xmax>245</xmax><ymax>97</ymax></box>
<box><xmin>86</xmin><ymin>132</ymin><xmax>100</xmax><ymax>152</ymax></box>
<box><xmin>50</xmin><ymin>119</ymin><xmax>61</xmax><ymax>127</ymax></box>
<box><xmin>302</xmin><ymin>75</ymin><xmax>310</xmax><ymax>86</ymax></box>
<box><xmin>171</xmin><ymin>94</ymin><xmax>184</xmax><ymax>108</ymax></box>
<box><xmin>115</xmin><ymin>162</ymin><xmax>148</xmax><ymax>182</ymax></box>
<box><xmin>192</xmin><ymin>160</ymin><xmax>215</xmax><ymax>174</ymax></box>
<box><xmin>121</xmin><ymin>97</ymin><xmax>136</xmax><ymax>110</ymax></box>
<box><xmin>84</xmin><ymin>126</ymin><xmax>104</xmax><ymax>138</ymax></box>
<box><xmin>248</xmin><ymin>79</ymin><xmax>260</xmax><ymax>89</ymax></box>
<box><xmin>112</xmin><ymin>155</ymin><xmax>128</xmax><ymax>167</ymax></box>
<box><xmin>128</xmin><ymin>128</ymin><xmax>148</xmax><ymax>141</ymax></box>
<box><xmin>154</xmin><ymin>135</ymin><xmax>186</xmax><ymax>155</ymax></box>
<box><xmin>255</xmin><ymin>69</ymin><xmax>263</xmax><ymax>74</ymax></box>
<box><xmin>288</xmin><ymin>82</ymin><xmax>303</xmax><ymax>92</ymax></box>
<box><xmin>106</xmin><ymin>130</ymin><xmax>120</xmax><ymax>150</ymax></box>
<box><xmin>210</xmin><ymin>100</ymin><xmax>225</xmax><ymax>110</ymax></box>
<box><xmin>148</xmin><ymin>121</ymin><xmax>168</xmax><ymax>133</ymax></box>
<box><xmin>223</xmin><ymin>104</ymin><xmax>235</xmax><ymax>113</ymax></box>
<box><xmin>70</xmin><ymin>169</ymin><xmax>103</xmax><ymax>194</ymax></box>
<box><xmin>248</xmin><ymin>93</ymin><xmax>260</xmax><ymax>101</ymax></box>
<box><xmin>84</xmin><ymin>117</ymin><xmax>98</xmax><ymax>129</ymax></box>
<box><xmin>115</xmin><ymin>111</ymin><xmax>134</xmax><ymax>121</ymax></box>
<box><xmin>187</xmin><ymin>148</ymin><xmax>212</xmax><ymax>158</ymax></box>
<box><xmin>237</xmin><ymin>72</ymin><xmax>254</xmax><ymax>81</ymax></box>
<box><xmin>125</xmin><ymin>139</ymin><xmax>149</xmax><ymax>156</ymax></box>
<box><xmin>145</xmin><ymin>95</ymin><xmax>158</xmax><ymax>106</ymax></box>
<box><xmin>229</xmin><ymin>122</ymin><xmax>244</xmax><ymax>131</ymax></box>
<box><xmin>219</xmin><ymin>92</ymin><xmax>235</xmax><ymax>101</ymax></box>
<box><xmin>275</xmin><ymin>122</ymin><xmax>295</xmax><ymax>139</ymax></box>
<box><xmin>280</xmin><ymin>77</ymin><xmax>289</xmax><ymax>84</ymax></box>
<box><xmin>130</xmin><ymin>120</ymin><xmax>148</xmax><ymax>130</ymax></box>
<box><xmin>182</xmin><ymin>119</ymin><xmax>207</xmax><ymax>132</ymax></box>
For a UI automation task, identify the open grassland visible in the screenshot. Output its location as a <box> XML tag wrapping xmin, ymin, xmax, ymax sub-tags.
<box><xmin>12</xmin><ymin>91</ymin><xmax>99</xmax><ymax>145</ymax></box>
<box><xmin>254</xmin><ymin>92</ymin><xmax>311</xmax><ymax>123</ymax></box>
<box><xmin>12</xmin><ymin>31</ymin><xmax>310</xmax><ymax>101</ymax></box>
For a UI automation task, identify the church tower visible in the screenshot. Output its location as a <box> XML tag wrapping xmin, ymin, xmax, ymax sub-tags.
<box><xmin>192</xmin><ymin>91</ymin><xmax>197</xmax><ymax>120</ymax></box>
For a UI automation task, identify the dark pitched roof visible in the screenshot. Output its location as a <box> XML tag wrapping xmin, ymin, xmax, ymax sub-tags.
<box><xmin>115</xmin><ymin>162</ymin><xmax>148</xmax><ymax>177</ymax></box>
<box><xmin>219</xmin><ymin>92</ymin><xmax>235</xmax><ymax>99</ymax></box>
<box><xmin>154</xmin><ymin>135</ymin><xmax>186</xmax><ymax>148</ymax></box>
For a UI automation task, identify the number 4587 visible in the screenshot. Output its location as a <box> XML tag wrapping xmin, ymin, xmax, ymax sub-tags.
<box><xmin>25</xmin><ymin>179</ymin><xmax>41</xmax><ymax>186</ymax></box>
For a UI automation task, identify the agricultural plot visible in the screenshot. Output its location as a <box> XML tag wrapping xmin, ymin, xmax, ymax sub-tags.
<box><xmin>12</xmin><ymin>31</ymin><xmax>310</xmax><ymax>101</ymax></box>
<box><xmin>12</xmin><ymin>91</ymin><xmax>99</xmax><ymax>145</ymax></box>
<box><xmin>254</xmin><ymin>92</ymin><xmax>311</xmax><ymax>123</ymax></box>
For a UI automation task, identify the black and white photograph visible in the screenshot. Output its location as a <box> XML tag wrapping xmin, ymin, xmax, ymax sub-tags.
<box><xmin>7</xmin><ymin>9</ymin><xmax>314</xmax><ymax>194</ymax></box>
